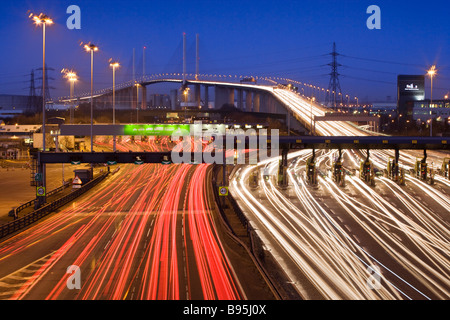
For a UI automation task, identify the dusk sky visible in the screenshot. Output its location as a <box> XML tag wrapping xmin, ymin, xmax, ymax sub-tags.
<box><xmin>0</xmin><ymin>0</ymin><xmax>449</xmax><ymax>103</ymax></box>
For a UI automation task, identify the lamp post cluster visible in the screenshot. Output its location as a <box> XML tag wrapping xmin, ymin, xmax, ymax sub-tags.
<box><xmin>31</xmin><ymin>13</ymin><xmax>123</xmax><ymax>152</ymax></box>
<box><xmin>31</xmin><ymin>12</ymin><xmax>123</xmax><ymax>202</ymax></box>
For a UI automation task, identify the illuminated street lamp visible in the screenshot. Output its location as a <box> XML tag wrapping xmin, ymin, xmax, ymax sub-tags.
<box><xmin>109</xmin><ymin>62</ymin><xmax>120</xmax><ymax>125</ymax></box>
<box><xmin>110</xmin><ymin>61</ymin><xmax>120</xmax><ymax>151</ymax></box>
<box><xmin>427</xmin><ymin>65</ymin><xmax>437</xmax><ymax>104</ymax></box>
<box><xmin>135</xmin><ymin>83</ymin><xmax>141</xmax><ymax>123</ymax></box>
<box><xmin>30</xmin><ymin>12</ymin><xmax>52</xmax><ymax>204</ymax></box>
<box><xmin>62</xmin><ymin>69</ymin><xmax>78</xmax><ymax>124</ymax></box>
<box><xmin>84</xmin><ymin>43</ymin><xmax>99</xmax><ymax>152</ymax></box>
<box><xmin>310</xmin><ymin>97</ymin><xmax>315</xmax><ymax>136</ymax></box>
<box><xmin>427</xmin><ymin>65</ymin><xmax>437</xmax><ymax>136</ymax></box>
<box><xmin>31</xmin><ymin>13</ymin><xmax>53</xmax><ymax>152</ymax></box>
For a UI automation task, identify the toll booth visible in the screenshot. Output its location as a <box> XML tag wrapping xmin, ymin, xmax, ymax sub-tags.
<box><xmin>441</xmin><ymin>158</ymin><xmax>449</xmax><ymax>179</ymax></box>
<box><xmin>332</xmin><ymin>160</ymin><xmax>345</xmax><ymax>187</ymax></box>
<box><xmin>332</xmin><ymin>150</ymin><xmax>345</xmax><ymax>187</ymax></box>
<box><xmin>263</xmin><ymin>166</ymin><xmax>270</xmax><ymax>182</ymax></box>
<box><xmin>278</xmin><ymin>161</ymin><xmax>288</xmax><ymax>188</ymax></box>
<box><xmin>306</xmin><ymin>158</ymin><xmax>317</xmax><ymax>186</ymax></box>
<box><xmin>415</xmin><ymin>159</ymin><xmax>427</xmax><ymax>181</ymax></box>
<box><xmin>73</xmin><ymin>169</ymin><xmax>93</xmax><ymax>184</ymax></box>
<box><xmin>360</xmin><ymin>151</ymin><xmax>375</xmax><ymax>186</ymax></box>
<box><xmin>277</xmin><ymin>148</ymin><xmax>289</xmax><ymax>188</ymax></box>
<box><xmin>249</xmin><ymin>168</ymin><xmax>259</xmax><ymax>189</ymax></box>
<box><xmin>386</xmin><ymin>153</ymin><xmax>405</xmax><ymax>185</ymax></box>
<box><xmin>414</xmin><ymin>157</ymin><xmax>434</xmax><ymax>185</ymax></box>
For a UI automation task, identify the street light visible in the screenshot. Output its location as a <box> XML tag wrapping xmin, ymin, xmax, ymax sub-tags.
<box><xmin>427</xmin><ymin>65</ymin><xmax>437</xmax><ymax>136</ymax></box>
<box><xmin>62</xmin><ymin>69</ymin><xmax>78</xmax><ymax>124</ymax></box>
<box><xmin>427</xmin><ymin>65</ymin><xmax>437</xmax><ymax>104</ymax></box>
<box><xmin>31</xmin><ymin>12</ymin><xmax>52</xmax><ymax>205</ymax></box>
<box><xmin>135</xmin><ymin>83</ymin><xmax>141</xmax><ymax>123</ymax></box>
<box><xmin>31</xmin><ymin>13</ymin><xmax>52</xmax><ymax>152</ymax></box>
<box><xmin>310</xmin><ymin>96</ymin><xmax>315</xmax><ymax>136</ymax></box>
<box><xmin>110</xmin><ymin>61</ymin><xmax>119</xmax><ymax>151</ymax></box>
<box><xmin>84</xmin><ymin>43</ymin><xmax>99</xmax><ymax>152</ymax></box>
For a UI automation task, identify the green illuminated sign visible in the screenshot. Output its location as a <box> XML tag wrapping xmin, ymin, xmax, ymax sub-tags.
<box><xmin>123</xmin><ymin>124</ymin><xmax>190</xmax><ymax>136</ymax></box>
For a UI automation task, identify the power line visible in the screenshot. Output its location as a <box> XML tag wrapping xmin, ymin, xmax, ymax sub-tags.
<box><xmin>340</xmin><ymin>54</ymin><xmax>424</xmax><ymax>68</ymax></box>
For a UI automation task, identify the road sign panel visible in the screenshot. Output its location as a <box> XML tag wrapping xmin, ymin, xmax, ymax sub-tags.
<box><xmin>218</xmin><ymin>186</ymin><xmax>228</xmax><ymax>196</ymax></box>
<box><xmin>161</xmin><ymin>155</ymin><xmax>171</xmax><ymax>165</ymax></box>
<box><xmin>36</xmin><ymin>186</ymin><xmax>46</xmax><ymax>197</ymax></box>
<box><xmin>134</xmin><ymin>156</ymin><xmax>144</xmax><ymax>165</ymax></box>
<box><xmin>72</xmin><ymin>176</ymin><xmax>82</xmax><ymax>185</ymax></box>
<box><xmin>34</xmin><ymin>173</ymin><xmax>42</xmax><ymax>182</ymax></box>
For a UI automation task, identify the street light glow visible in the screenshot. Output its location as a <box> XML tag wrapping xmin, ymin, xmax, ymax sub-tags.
<box><xmin>31</xmin><ymin>13</ymin><xmax>53</xmax><ymax>26</ymax></box>
<box><xmin>62</xmin><ymin>69</ymin><xmax>78</xmax><ymax>82</ymax></box>
<box><xmin>427</xmin><ymin>65</ymin><xmax>437</xmax><ymax>77</ymax></box>
<box><xmin>84</xmin><ymin>43</ymin><xmax>99</xmax><ymax>52</ymax></box>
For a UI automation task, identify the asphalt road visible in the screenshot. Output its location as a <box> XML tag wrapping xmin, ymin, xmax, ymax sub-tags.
<box><xmin>0</xmin><ymin>137</ymin><xmax>273</xmax><ymax>300</ymax></box>
<box><xmin>230</xmin><ymin>149</ymin><xmax>450</xmax><ymax>300</ymax></box>
<box><xmin>0</xmin><ymin>163</ymin><xmax>243</xmax><ymax>300</ymax></box>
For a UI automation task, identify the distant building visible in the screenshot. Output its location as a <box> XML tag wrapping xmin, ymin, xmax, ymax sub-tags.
<box><xmin>0</xmin><ymin>124</ymin><xmax>41</xmax><ymax>138</ymax></box>
<box><xmin>149</xmin><ymin>94</ymin><xmax>171</xmax><ymax>109</ymax></box>
<box><xmin>413</xmin><ymin>99</ymin><xmax>450</xmax><ymax>122</ymax></box>
<box><xmin>0</xmin><ymin>94</ymin><xmax>42</xmax><ymax>115</ymax></box>
<box><xmin>397</xmin><ymin>75</ymin><xmax>425</xmax><ymax>119</ymax></box>
<box><xmin>170</xmin><ymin>89</ymin><xmax>178</xmax><ymax>110</ymax></box>
<box><xmin>370</xmin><ymin>102</ymin><xmax>397</xmax><ymax>114</ymax></box>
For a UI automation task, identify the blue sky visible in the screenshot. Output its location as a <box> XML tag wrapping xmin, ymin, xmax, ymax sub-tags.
<box><xmin>0</xmin><ymin>0</ymin><xmax>448</xmax><ymax>102</ymax></box>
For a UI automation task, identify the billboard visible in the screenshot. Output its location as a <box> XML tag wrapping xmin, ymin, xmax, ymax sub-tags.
<box><xmin>398</xmin><ymin>75</ymin><xmax>425</xmax><ymax>98</ymax></box>
<box><xmin>123</xmin><ymin>124</ymin><xmax>190</xmax><ymax>136</ymax></box>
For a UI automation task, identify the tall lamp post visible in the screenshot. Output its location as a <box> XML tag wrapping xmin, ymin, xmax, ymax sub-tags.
<box><xmin>427</xmin><ymin>65</ymin><xmax>437</xmax><ymax>137</ymax></box>
<box><xmin>84</xmin><ymin>43</ymin><xmax>99</xmax><ymax>152</ymax></box>
<box><xmin>135</xmin><ymin>83</ymin><xmax>140</xmax><ymax>123</ymax></box>
<box><xmin>31</xmin><ymin>13</ymin><xmax>52</xmax><ymax>204</ymax></box>
<box><xmin>110</xmin><ymin>61</ymin><xmax>120</xmax><ymax>151</ymax></box>
<box><xmin>310</xmin><ymin>97</ymin><xmax>315</xmax><ymax>136</ymax></box>
<box><xmin>32</xmin><ymin>13</ymin><xmax>53</xmax><ymax>152</ymax></box>
<box><xmin>62</xmin><ymin>69</ymin><xmax>78</xmax><ymax>124</ymax></box>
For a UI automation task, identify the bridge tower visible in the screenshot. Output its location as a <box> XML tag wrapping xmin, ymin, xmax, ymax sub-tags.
<box><xmin>183</xmin><ymin>32</ymin><xmax>187</xmax><ymax>85</ymax></box>
<box><xmin>325</xmin><ymin>42</ymin><xmax>342</xmax><ymax>110</ymax></box>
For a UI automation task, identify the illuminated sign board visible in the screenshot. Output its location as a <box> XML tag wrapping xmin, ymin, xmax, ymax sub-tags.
<box><xmin>405</xmin><ymin>83</ymin><xmax>419</xmax><ymax>91</ymax></box>
<box><xmin>123</xmin><ymin>124</ymin><xmax>190</xmax><ymax>136</ymax></box>
<box><xmin>398</xmin><ymin>75</ymin><xmax>425</xmax><ymax>98</ymax></box>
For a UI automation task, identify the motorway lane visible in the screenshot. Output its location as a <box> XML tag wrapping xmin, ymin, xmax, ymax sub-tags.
<box><xmin>0</xmin><ymin>152</ymin><xmax>243</xmax><ymax>300</ymax></box>
<box><xmin>238</xmin><ymin>88</ymin><xmax>449</xmax><ymax>299</ymax></box>
<box><xmin>231</xmin><ymin>147</ymin><xmax>450</xmax><ymax>299</ymax></box>
<box><xmin>231</xmin><ymin>84</ymin><xmax>450</xmax><ymax>299</ymax></box>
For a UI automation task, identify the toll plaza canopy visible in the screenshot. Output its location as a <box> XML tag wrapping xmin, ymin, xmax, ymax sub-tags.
<box><xmin>36</xmin><ymin>136</ymin><xmax>448</xmax><ymax>165</ymax></box>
